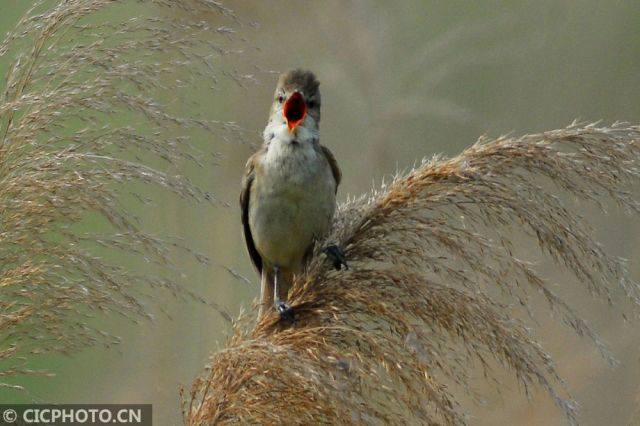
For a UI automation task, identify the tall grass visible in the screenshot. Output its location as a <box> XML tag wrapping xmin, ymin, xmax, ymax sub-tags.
<box><xmin>185</xmin><ymin>123</ymin><xmax>640</xmax><ymax>425</ymax></box>
<box><xmin>0</xmin><ymin>0</ymin><xmax>246</xmax><ymax>391</ymax></box>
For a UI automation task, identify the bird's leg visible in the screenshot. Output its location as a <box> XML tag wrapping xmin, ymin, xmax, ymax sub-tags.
<box><xmin>273</xmin><ymin>265</ymin><xmax>295</xmax><ymax>322</ymax></box>
<box><xmin>324</xmin><ymin>245</ymin><xmax>348</xmax><ymax>270</ymax></box>
<box><xmin>259</xmin><ymin>267</ymin><xmax>274</xmax><ymax>319</ymax></box>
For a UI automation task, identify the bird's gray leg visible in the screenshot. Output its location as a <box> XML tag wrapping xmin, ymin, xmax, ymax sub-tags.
<box><xmin>272</xmin><ymin>265</ymin><xmax>280</xmax><ymax>307</ymax></box>
<box><xmin>258</xmin><ymin>267</ymin><xmax>274</xmax><ymax>319</ymax></box>
<box><xmin>273</xmin><ymin>266</ymin><xmax>294</xmax><ymax>322</ymax></box>
<box><xmin>324</xmin><ymin>245</ymin><xmax>348</xmax><ymax>270</ymax></box>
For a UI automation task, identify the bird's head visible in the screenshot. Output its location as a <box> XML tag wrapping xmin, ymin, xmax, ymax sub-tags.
<box><xmin>269</xmin><ymin>69</ymin><xmax>321</xmax><ymax>135</ymax></box>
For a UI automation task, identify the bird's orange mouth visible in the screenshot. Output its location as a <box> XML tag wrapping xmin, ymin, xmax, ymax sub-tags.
<box><xmin>283</xmin><ymin>92</ymin><xmax>307</xmax><ymax>133</ymax></box>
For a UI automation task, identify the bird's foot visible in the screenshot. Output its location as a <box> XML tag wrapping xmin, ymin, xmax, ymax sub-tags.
<box><xmin>324</xmin><ymin>245</ymin><xmax>348</xmax><ymax>270</ymax></box>
<box><xmin>276</xmin><ymin>301</ymin><xmax>295</xmax><ymax>323</ymax></box>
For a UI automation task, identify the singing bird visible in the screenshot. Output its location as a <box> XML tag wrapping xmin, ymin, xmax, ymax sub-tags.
<box><xmin>240</xmin><ymin>69</ymin><xmax>345</xmax><ymax>321</ymax></box>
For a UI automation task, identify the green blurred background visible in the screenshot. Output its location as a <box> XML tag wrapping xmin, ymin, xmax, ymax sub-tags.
<box><xmin>1</xmin><ymin>1</ymin><xmax>640</xmax><ymax>424</ymax></box>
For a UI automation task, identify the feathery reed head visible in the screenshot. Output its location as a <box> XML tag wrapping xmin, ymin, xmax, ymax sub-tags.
<box><xmin>186</xmin><ymin>123</ymin><xmax>640</xmax><ymax>425</ymax></box>
<box><xmin>0</xmin><ymin>0</ymin><xmax>246</xmax><ymax>390</ymax></box>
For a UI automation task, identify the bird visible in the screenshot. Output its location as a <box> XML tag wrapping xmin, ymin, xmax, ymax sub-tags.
<box><xmin>240</xmin><ymin>69</ymin><xmax>346</xmax><ymax>321</ymax></box>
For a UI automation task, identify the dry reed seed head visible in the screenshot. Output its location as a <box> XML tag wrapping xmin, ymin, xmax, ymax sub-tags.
<box><xmin>0</xmin><ymin>0</ymin><xmax>250</xmax><ymax>389</ymax></box>
<box><xmin>187</xmin><ymin>123</ymin><xmax>640</xmax><ymax>425</ymax></box>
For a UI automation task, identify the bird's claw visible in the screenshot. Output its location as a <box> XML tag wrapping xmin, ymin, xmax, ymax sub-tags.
<box><xmin>324</xmin><ymin>245</ymin><xmax>348</xmax><ymax>270</ymax></box>
<box><xmin>276</xmin><ymin>301</ymin><xmax>295</xmax><ymax>323</ymax></box>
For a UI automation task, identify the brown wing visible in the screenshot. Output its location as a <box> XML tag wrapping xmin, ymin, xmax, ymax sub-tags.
<box><xmin>240</xmin><ymin>154</ymin><xmax>262</xmax><ymax>274</ymax></box>
<box><xmin>321</xmin><ymin>145</ymin><xmax>341</xmax><ymax>192</ymax></box>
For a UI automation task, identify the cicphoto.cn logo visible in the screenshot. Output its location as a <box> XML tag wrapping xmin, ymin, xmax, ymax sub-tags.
<box><xmin>0</xmin><ymin>405</ymin><xmax>152</xmax><ymax>425</ymax></box>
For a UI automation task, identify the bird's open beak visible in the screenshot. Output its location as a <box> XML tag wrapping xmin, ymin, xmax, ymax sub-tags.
<box><xmin>283</xmin><ymin>92</ymin><xmax>307</xmax><ymax>133</ymax></box>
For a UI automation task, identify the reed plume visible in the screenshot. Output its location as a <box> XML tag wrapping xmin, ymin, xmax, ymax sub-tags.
<box><xmin>0</xmin><ymin>0</ymin><xmax>245</xmax><ymax>390</ymax></box>
<box><xmin>185</xmin><ymin>123</ymin><xmax>640</xmax><ymax>425</ymax></box>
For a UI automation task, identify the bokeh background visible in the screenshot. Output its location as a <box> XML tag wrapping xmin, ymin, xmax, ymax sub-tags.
<box><xmin>1</xmin><ymin>1</ymin><xmax>640</xmax><ymax>424</ymax></box>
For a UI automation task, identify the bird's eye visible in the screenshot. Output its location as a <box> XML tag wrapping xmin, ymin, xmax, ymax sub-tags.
<box><xmin>277</xmin><ymin>95</ymin><xmax>285</xmax><ymax>104</ymax></box>
<box><xmin>308</xmin><ymin>100</ymin><xmax>316</xmax><ymax>109</ymax></box>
